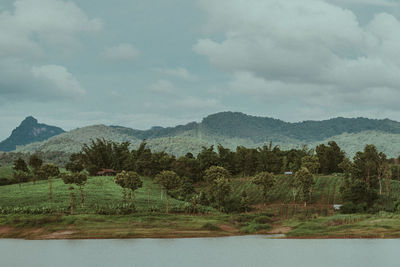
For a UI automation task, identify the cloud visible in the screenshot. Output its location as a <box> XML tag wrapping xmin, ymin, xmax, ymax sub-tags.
<box><xmin>32</xmin><ymin>65</ymin><xmax>86</xmax><ymax>97</ymax></box>
<box><xmin>155</xmin><ymin>67</ymin><xmax>197</xmax><ymax>81</ymax></box>
<box><xmin>148</xmin><ymin>80</ymin><xmax>177</xmax><ymax>94</ymax></box>
<box><xmin>325</xmin><ymin>0</ymin><xmax>400</xmax><ymax>7</ymax></box>
<box><xmin>0</xmin><ymin>0</ymin><xmax>102</xmax><ymax>56</ymax></box>
<box><xmin>195</xmin><ymin>0</ymin><xmax>400</xmax><ymax>113</ymax></box>
<box><xmin>101</xmin><ymin>43</ymin><xmax>140</xmax><ymax>62</ymax></box>
<box><xmin>0</xmin><ymin>59</ymin><xmax>85</xmax><ymax>102</ymax></box>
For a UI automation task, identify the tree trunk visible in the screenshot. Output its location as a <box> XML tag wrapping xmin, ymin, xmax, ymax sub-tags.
<box><xmin>166</xmin><ymin>193</ymin><xmax>169</xmax><ymax>214</ymax></box>
<box><xmin>49</xmin><ymin>177</ymin><xmax>53</xmax><ymax>201</ymax></box>
<box><xmin>80</xmin><ymin>185</ymin><xmax>84</xmax><ymax>208</ymax></box>
<box><xmin>379</xmin><ymin>178</ymin><xmax>382</xmax><ymax>195</ymax></box>
<box><xmin>122</xmin><ymin>188</ymin><xmax>126</xmax><ymax>204</ymax></box>
<box><xmin>69</xmin><ymin>186</ymin><xmax>75</xmax><ymax>215</ymax></box>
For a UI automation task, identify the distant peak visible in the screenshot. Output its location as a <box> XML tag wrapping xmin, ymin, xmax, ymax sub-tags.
<box><xmin>21</xmin><ymin>116</ymin><xmax>38</xmax><ymax>125</ymax></box>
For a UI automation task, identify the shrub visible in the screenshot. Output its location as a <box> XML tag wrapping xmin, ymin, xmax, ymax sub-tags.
<box><xmin>254</xmin><ymin>216</ymin><xmax>272</xmax><ymax>224</ymax></box>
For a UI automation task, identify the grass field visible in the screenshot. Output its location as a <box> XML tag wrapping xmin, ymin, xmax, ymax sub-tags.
<box><xmin>0</xmin><ymin>165</ymin><xmax>13</xmax><ymax>180</ymax></box>
<box><xmin>0</xmin><ymin>175</ymin><xmax>196</xmax><ymax>214</ymax></box>
<box><xmin>285</xmin><ymin>212</ymin><xmax>400</xmax><ymax>238</ymax></box>
<box><xmin>2</xmin><ymin>166</ymin><xmax>400</xmax><ymax>239</ymax></box>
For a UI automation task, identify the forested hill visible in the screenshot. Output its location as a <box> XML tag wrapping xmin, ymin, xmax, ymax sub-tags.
<box><xmin>9</xmin><ymin>112</ymin><xmax>400</xmax><ymax>158</ymax></box>
<box><xmin>112</xmin><ymin>111</ymin><xmax>400</xmax><ymax>142</ymax></box>
<box><xmin>0</xmin><ymin>116</ymin><xmax>65</xmax><ymax>152</ymax></box>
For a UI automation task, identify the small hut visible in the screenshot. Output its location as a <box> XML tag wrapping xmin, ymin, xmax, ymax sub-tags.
<box><xmin>96</xmin><ymin>169</ymin><xmax>117</xmax><ymax>176</ymax></box>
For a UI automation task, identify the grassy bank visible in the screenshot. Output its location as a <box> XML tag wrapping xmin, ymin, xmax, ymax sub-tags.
<box><xmin>2</xmin><ymin>168</ymin><xmax>400</xmax><ymax>239</ymax></box>
<box><xmin>285</xmin><ymin>212</ymin><xmax>400</xmax><ymax>238</ymax></box>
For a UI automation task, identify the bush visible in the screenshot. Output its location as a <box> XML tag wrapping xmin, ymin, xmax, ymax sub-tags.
<box><xmin>201</xmin><ymin>223</ymin><xmax>221</xmax><ymax>231</ymax></box>
<box><xmin>340</xmin><ymin>202</ymin><xmax>367</xmax><ymax>214</ymax></box>
<box><xmin>241</xmin><ymin>223</ymin><xmax>271</xmax><ymax>234</ymax></box>
<box><xmin>253</xmin><ymin>216</ymin><xmax>272</xmax><ymax>224</ymax></box>
<box><xmin>94</xmin><ymin>204</ymin><xmax>136</xmax><ymax>215</ymax></box>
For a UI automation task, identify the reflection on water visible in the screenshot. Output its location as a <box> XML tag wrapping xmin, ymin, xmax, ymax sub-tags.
<box><xmin>0</xmin><ymin>236</ymin><xmax>399</xmax><ymax>267</ymax></box>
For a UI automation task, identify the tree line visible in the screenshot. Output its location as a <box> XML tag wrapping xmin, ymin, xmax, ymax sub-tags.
<box><xmin>10</xmin><ymin>138</ymin><xmax>400</xmax><ymax>214</ymax></box>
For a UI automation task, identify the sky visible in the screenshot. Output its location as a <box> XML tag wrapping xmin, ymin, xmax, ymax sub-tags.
<box><xmin>1</xmin><ymin>0</ymin><xmax>400</xmax><ymax>139</ymax></box>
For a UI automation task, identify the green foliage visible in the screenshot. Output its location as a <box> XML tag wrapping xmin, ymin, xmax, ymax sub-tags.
<box><xmin>13</xmin><ymin>157</ymin><xmax>29</xmax><ymax>172</ymax></box>
<box><xmin>154</xmin><ymin>170</ymin><xmax>181</xmax><ymax>213</ymax></box>
<box><xmin>204</xmin><ymin>166</ymin><xmax>230</xmax><ymax>183</ymax></box>
<box><xmin>252</xmin><ymin>171</ymin><xmax>275</xmax><ymax>203</ymax></box>
<box><xmin>295</xmin><ymin>167</ymin><xmax>315</xmax><ymax>204</ymax></box>
<box><xmin>316</xmin><ymin>141</ymin><xmax>345</xmax><ymax>174</ymax></box>
<box><xmin>301</xmin><ymin>156</ymin><xmax>320</xmax><ymax>174</ymax></box>
<box><xmin>208</xmin><ymin>177</ymin><xmax>232</xmax><ymax>212</ymax></box>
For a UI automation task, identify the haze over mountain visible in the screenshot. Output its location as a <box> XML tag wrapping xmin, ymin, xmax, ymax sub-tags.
<box><xmin>0</xmin><ymin>116</ymin><xmax>65</xmax><ymax>152</ymax></box>
<box><xmin>6</xmin><ymin>112</ymin><xmax>400</xmax><ymax>158</ymax></box>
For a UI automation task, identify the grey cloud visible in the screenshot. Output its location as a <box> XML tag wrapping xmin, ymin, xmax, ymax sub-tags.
<box><xmin>195</xmin><ymin>0</ymin><xmax>400</xmax><ymax>112</ymax></box>
<box><xmin>0</xmin><ymin>59</ymin><xmax>86</xmax><ymax>102</ymax></box>
<box><xmin>101</xmin><ymin>43</ymin><xmax>140</xmax><ymax>62</ymax></box>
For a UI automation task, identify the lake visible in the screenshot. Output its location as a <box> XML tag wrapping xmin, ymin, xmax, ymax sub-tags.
<box><xmin>1</xmin><ymin>236</ymin><xmax>399</xmax><ymax>267</ymax></box>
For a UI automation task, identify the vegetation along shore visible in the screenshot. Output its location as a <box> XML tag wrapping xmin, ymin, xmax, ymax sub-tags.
<box><xmin>2</xmin><ymin>139</ymin><xmax>400</xmax><ymax>239</ymax></box>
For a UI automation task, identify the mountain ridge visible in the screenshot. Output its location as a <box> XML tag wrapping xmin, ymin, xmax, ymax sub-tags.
<box><xmin>0</xmin><ymin>116</ymin><xmax>65</xmax><ymax>152</ymax></box>
<box><xmin>8</xmin><ymin>112</ymin><xmax>400</xmax><ymax>158</ymax></box>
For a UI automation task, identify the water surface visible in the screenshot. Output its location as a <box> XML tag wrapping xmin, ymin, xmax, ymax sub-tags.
<box><xmin>1</xmin><ymin>236</ymin><xmax>399</xmax><ymax>267</ymax></box>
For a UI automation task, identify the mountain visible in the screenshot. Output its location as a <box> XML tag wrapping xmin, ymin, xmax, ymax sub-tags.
<box><xmin>0</xmin><ymin>116</ymin><xmax>65</xmax><ymax>152</ymax></box>
<box><xmin>12</xmin><ymin>112</ymin><xmax>400</xmax><ymax>158</ymax></box>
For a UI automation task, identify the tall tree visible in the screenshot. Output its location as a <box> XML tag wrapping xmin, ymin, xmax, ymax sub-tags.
<box><xmin>28</xmin><ymin>154</ymin><xmax>43</xmax><ymax>184</ymax></box>
<box><xmin>154</xmin><ymin>170</ymin><xmax>180</xmax><ymax>213</ymax></box>
<box><xmin>301</xmin><ymin>156</ymin><xmax>320</xmax><ymax>175</ymax></box>
<box><xmin>61</xmin><ymin>174</ymin><xmax>77</xmax><ymax>214</ymax></box>
<box><xmin>295</xmin><ymin>167</ymin><xmax>315</xmax><ymax>206</ymax></box>
<box><xmin>316</xmin><ymin>141</ymin><xmax>345</xmax><ymax>174</ymax></box>
<box><xmin>209</xmin><ymin>177</ymin><xmax>231</xmax><ymax>212</ymax></box>
<box><xmin>41</xmin><ymin>163</ymin><xmax>60</xmax><ymax>201</ymax></box>
<box><xmin>13</xmin><ymin>158</ymin><xmax>29</xmax><ymax>187</ymax></box>
<box><xmin>203</xmin><ymin>166</ymin><xmax>231</xmax><ymax>184</ymax></box>
<box><xmin>124</xmin><ymin>171</ymin><xmax>143</xmax><ymax>204</ymax></box>
<box><xmin>252</xmin><ymin>172</ymin><xmax>275</xmax><ymax>205</ymax></box>
<box><xmin>197</xmin><ymin>146</ymin><xmax>220</xmax><ymax>172</ymax></box>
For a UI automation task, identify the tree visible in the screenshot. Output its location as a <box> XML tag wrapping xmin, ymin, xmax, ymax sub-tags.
<box><xmin>28</xmin><ymin>154</ymin><xmax>43</xmax><ymax>184</ymax></box>
<box><xmin>203</xmin><ymin>166</ymin><xmax>230</xmax><ymax>184</ymax></box>
<box><xmin>301</xmin><ymin>156</ymin><xmax>320</xmax><ymax>175</ymax></box>
<box><xmin>316</xmin><ymin>141</ymin><xmax>345</xmax><ymax>174</ymax></box>
<box><xmin>75</xmin><ymin>173</ymin><xmax>88</xmax><ymax>208</ymax></box>
<box><xmin>114</xmin><ymin>171</ymin><xmax>128</xmax><ymax>204</ymax></box>
<box><xmin>294</xmin><ymin>167</ymin><xmax>315</xmax><ymax>206</ymax></box>
<box><xmin>173</xmin><ymin>156</ymin><xmax>202</xmax><ymax>182</ymax></box>
<box><xmin>197</xmin><ymin>146</ymin><xmax>220</xmax><ymax>172</ymax></box>
<box><xmin>12</xmin><ymin>171</ymin><xmax>30</xmax><ymax>188</ymax></box>
<box><xmin>65</xmin><ymin>153</ymin><xmax>84</xmax><ymax>173</ymax></box>
<box><xmin>80</xmin><ymin>139</ymin><xmax>131</xmax><ymax>175</ymax></box>
<box><xmin>13</xmin><ymin>158</ymin><xmax>28</xmax><ymax>172</ymax></box>
<box><xmin>209</xmin><ymin>177</ymin><xmax>231</xmax><ymax>211</ymax></box>
<box><xmin>240</xmin><ymin>190</ymin><xmax>250</xmax><ymax>213</ymax></box>
<box><xmin>154</xmin><ymin>170</ymin><xmax>180</xmax><ymax>213</ymax></box>
<box><xmin>124</xmin><ymin>171</ymin><xmax>143</xmax><ymax>204</ymax></box>
<box><xmin>338</xmin><ymin>158</ymin><xmax>353</xmax><ymax>192</ymax></box>
<box><xmin>41</xmin><ymin>163</ymin><xmax>60</xmax><ymax>201</ymax></box>
<box><xmin>61</xmin><ymin>174</ymin><xmax>77</xmax><ymax>214</ymax></box>
<box><xmin>13</xmin><ymin>158</ymin><xmax>29</xmax><ymax>187</ymax></box>
<box><xmin>252</xmin><ymin>172</ymin><xmax>275</xmax><ymax>205</ymax></box>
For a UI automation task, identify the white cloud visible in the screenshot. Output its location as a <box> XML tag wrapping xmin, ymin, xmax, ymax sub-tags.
<box><xmin>102</xmin><ymin>43</ymin><xmax>140</xmax><ymax>62</ymax></box>
<box><xmin>195</xmin><ymin>0</ymin><xmax>400</xmax><ymax>112</ymax></box>
<box><xmin>0</xmin><ymin>0</ymin><xmax>102</xmax><ymax>56</ymax></box>
<box><xmin>0</xmin><ymin>59</ymin><xmax>85</xmax><ymax>102</ymax></box>
<box><xmin>32</xmin><ymin>65</ymin><xmax>86</xmax><ymax>97</ymax></box>
<box><xmin>155</xmin><ymin>67</ymin><xmax>197</xmax><ymax>81</ymax></box>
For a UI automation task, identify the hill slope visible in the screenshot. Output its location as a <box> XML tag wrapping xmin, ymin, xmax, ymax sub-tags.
<box><xmin>12</xmin><ymin>112</ymin><xmax>400</xmax><ymax>158</ymax></box>
<box><xmin>0</xmin><ymin>116</ymin><xmax>65</xmax><ymax>152</ymax></box>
